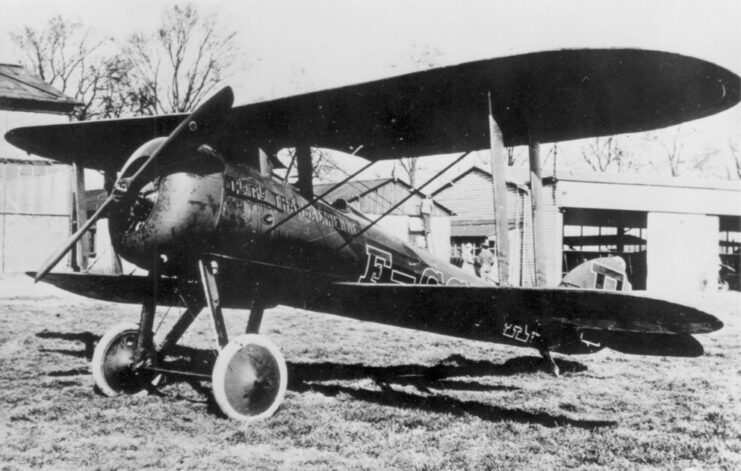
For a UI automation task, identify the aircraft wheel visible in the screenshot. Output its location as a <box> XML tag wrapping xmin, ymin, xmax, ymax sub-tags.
<box><xmin>212</xmin><ymin>334</ymin><xmax>287</xmax><ymax>421</ymax></box>
<box><xmin>92</xmin><ymin>323</ymin><xmax>161</xmax><ymax>397</ymax></box>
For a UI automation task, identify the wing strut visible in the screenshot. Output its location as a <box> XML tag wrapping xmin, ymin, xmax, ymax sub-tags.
<box><xmin>296</xmin><ymin>145</ymin><xmax>313</xmax><ymax>198</ymax></box>
<box><xmin>488</xmin><ymin>92</ymin><xmax>509</xmax><ymax>286</ymax></box>
<box><xmin>338</xmin><ymin>151</ymin><xmax>471</xmax><ymax>250</ymax></box>
<box><xmin>528</xmin><ymin>137</ymin><xmax>548</xmax><ymax>286</ymax></box>
<box><xmin>282</xmin><ymin>150</ymin><xmax>298</xmax><ymax>185</ymax></box>
<box><xmin>262</xmin><ymin>147</ymin><xmax>373</xmax><ymax>237</ymax></box>
<box><xmin>72</xmin><ymin>160</ymin><xmax>89</xmax><ymax>271</ymax></box>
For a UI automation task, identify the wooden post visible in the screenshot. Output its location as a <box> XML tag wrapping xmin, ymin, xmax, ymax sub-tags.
<box><xmin>258</xmin><ymin>147</ymin><xmax>273</xmax><ymax>177</ymax></box>
<box><xmin>488</xmin><ymin>93</ymin><xmax>509</xmax><ymax>286</ymax></box>
<box><xmin>296</xmin><ymin>145</ymin><xmax>313</xmax><ymax>199</ymax></box>
<box><xmin>103</xmin><ymin>170</ymin><xmax>122</xmax><ymax>275</ymax></box>
<box><xmin>1</xmin><ymin>165</ymin><xmax>6</xmax><ymax>273</ymax></box>
<box><xmin>73</xmin><ymin>161</ymin><xmax>89</xmax><ymax>271</ymax></box>
<box><xmin>529</xmin><ymin>138</ymin><xmax>547</xmax><ymax>286</ymax></box>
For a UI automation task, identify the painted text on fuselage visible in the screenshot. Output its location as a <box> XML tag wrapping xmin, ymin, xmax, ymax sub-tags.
<box><xmin>225</xmin><ymin>175</ymin><xmax>359</xmax><ymax>235</ymax></box>
<box><xmin>359</xmin><ymin>244</ymin><xmax>470</xmax><ymax>286</ymax></box>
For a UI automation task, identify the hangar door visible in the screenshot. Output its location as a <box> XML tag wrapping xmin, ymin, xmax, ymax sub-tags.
<box><xmin>647</xmin><ymin>212</ymin><xmax>719</xmax><ymax>294</ymax></box>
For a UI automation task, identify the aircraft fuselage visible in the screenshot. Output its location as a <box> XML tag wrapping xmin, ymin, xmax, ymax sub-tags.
<box><xmin>109</xmin><ymin>160</ymin><xmax>489</xmax><ymax>307</ymax></box>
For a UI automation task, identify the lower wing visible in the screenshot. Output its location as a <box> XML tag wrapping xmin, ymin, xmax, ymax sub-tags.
<box><xmin>31</xmin><ymin>272</ymin><xmax>722</xmax><ymax>357</ymax></box>
<box><xmin>315</xmin><ymin>283</ymin><xmax>722</xmax><ymax>357</ymax></box>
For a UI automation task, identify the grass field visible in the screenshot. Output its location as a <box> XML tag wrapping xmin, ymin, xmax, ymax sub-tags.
<box><xmin>0</xmin><ymin>274</ymin><xmax>739</xmax><ymax>470</ymax></box>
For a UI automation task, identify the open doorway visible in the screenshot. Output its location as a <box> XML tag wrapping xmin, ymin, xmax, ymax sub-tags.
<box><xmin>719</xmin><ymin>215</ymin><xmax>741</xmax><ymax>291</ymax></box>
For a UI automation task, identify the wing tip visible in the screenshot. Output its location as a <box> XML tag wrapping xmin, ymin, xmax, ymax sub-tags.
<box><xmin>706</xmin><ymin>315</ymin><xmax>724</xmax><ymax>333</ymax></box>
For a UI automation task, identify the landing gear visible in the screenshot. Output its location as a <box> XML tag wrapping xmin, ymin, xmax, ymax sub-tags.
<box><xmin>91</xmin><ymin>260</ymin><xmax>287</xmax><ymax>420</ymax></box>
<box><xmin>198</xmin><ymin>260</ymin><xmax>287</xmax><ymax>420</ymax></box>
<box><xmin>538</xmin><ymin>345</ymin><xmax>560</xmax><ymax>377</ymax></box>
<box><xmin>91</xmin><ymin>322</ymin><xmax>160</xmax><ymax>396</ymax></box>
<box><xmin>212</xmin><ymin>334</ymin><xmax>287</xmax><ymax>421</ymax></box>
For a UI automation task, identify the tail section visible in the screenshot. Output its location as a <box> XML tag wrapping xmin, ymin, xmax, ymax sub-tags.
<box><xmin>559</xmin><ymin>256</ymin><xmax>632</xmax><ymax>291</ymax></box>
<box><xmin>553</xmin><ymin>257</ymin><xmax>718</xmax><ymax>357</ymax></box>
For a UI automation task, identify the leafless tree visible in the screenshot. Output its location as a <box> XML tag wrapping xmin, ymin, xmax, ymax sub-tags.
<box><xmin>11</xmin><ymin>16</ymin><xmax>110</xmax><ymax>120</ymax></box>
<box><xmin>661</xmin><ymin>127</ymin><xmax>687</xmax><ymax>177</ymax></box>
<box><xmin>123</xmin><ymin>4</ymin><xmax>239</xmax><ymax>115</ymax></box>
<box><xmin>580</xmin><ymin>136</ymin><xmax>638</xmax><ymax>173</ymax></box>
<box><xmin>644</xmin><ymin>126</ymin><xmax>715</xmax><ymax>177</ymax></box>
<box><xmin>728</xmin><ymin>138</ymin><xmax>741</xmax><ymax>179</ymax></box>
<box><xmin>399</xmin><ymin>157</ymin><xmax>419</xmax><ymax>187</ymax></box>
<box><xmin>279</xmin><ymin>148</ymin><xmax>344</xmax><ymax>183</ymax></box>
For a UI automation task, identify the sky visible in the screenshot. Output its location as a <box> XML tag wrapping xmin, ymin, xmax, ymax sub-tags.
<box><xmin>2</xmin><ymin>0</ymin><xmax>739</xmax><ymax>101</ymax></box>
<box><xmin>0</xmin><ymin>0</ymin><xmax>740</xmax><ymax>180</ymax></box>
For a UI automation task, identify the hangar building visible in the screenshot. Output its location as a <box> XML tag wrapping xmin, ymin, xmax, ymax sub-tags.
<box><xmin>434</xmin><ymin>166</ymin><xmax>741</xmax><ymax>293</ymax></box>
<box><xmin>0</xmin><ymin>64</ymin><xmax>78</xmax><ymax>273</ymax></box>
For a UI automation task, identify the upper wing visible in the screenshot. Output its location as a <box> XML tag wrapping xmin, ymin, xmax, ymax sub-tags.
<box><xmin>6</xmin><ymin>49</ymin><xmax>740</xmax><ymax>170</ymax></box>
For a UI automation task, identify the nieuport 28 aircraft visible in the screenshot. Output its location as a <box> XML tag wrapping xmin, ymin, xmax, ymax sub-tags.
<box><xmin>5</xmin><ymin>48</ymin><xmax>739</xmax><ymax>421</ymax></box>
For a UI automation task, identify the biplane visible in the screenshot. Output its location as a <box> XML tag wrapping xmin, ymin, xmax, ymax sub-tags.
<box><xmin>5</xmin><ymin>48</ymin><xmax>738</xmax><ymax>421</ymax></box>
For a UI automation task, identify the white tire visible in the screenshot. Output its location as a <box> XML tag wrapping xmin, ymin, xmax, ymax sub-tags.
<box><xmin>212</xmin><ymin>334</ymin><xmax>288</xmax><ymax>421</ymax></box>
<box><xmin>92</xmin><ymin>323</ymin><xmax>160</xmax><ymax>397</ymax></box>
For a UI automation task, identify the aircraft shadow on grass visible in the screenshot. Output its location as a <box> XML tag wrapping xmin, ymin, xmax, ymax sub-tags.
<box><xmin>36</xmin><ymin>330</ymin><xmax>98</xmax><ymax>360</ymax></box>
<box><xmin>36</xmin><ymin>330</ymin><xmax>612</xmax><ymax>429</ymax></box>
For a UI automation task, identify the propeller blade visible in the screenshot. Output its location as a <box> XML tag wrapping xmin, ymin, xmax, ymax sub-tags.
<box><xmin>34</xmin><ymin>195</ymin><xmax>117</xmax><ymax>282</ymax></box>
<box><xmin>122</xmin><ymin>86</ymin><xmax>234</xmax><ymax>189</ymax></box>
<box><xmin>34</xmin><ymin>86</ymin><xmax>235</xmax><ymax>283</ymax></box>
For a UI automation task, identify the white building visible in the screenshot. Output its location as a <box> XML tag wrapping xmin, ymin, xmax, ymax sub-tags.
<box><xmin>0</xmin><ymin>64</ymin><xmax>78</xmax><ymax>273</ymax></box>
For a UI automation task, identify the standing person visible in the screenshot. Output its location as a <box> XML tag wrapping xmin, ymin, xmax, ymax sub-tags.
<box><xmin>461</xmin><ymin>242</ymin><xmax>476</xmax><ymax>276</ymax></box>
<box><xmin>420</xmin><ymin>194</ymin><xmax>433</xmax><ymax>250</ymax></box>
<box><xmin>478</xmin><ymin>242</ymin><xmax>497</xmax><ymax>284</ymax></box>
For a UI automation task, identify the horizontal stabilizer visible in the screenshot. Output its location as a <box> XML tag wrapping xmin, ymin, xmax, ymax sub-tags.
<box><xmin>583</xmin><ymin>330</ymin><xmax>705</xmax><ymax>357</ymax></box>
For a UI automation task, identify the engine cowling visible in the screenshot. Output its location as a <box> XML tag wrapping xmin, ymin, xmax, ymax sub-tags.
<box><xmin>109</xmin><ymin>138</ymin><xmax>224</xmax><ymax>272</ymax></box>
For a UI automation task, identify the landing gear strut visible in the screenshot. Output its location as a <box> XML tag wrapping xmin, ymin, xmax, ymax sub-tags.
<box><xmin>92</xmin><ymin>291</ymin><xmax>202</xmax><ymax>396</ymax></box>
<box><xmin>538</xmin><ymin>344</ymin><xmax>560</xmax><ymax>377</ymax></box>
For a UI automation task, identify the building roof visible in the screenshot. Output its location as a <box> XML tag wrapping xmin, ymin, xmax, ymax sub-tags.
<box><xmin>550</xmin><ymin>170</ymin><xmax>741</xmax><ymax>192</ymax></box>
<box><xmin>0</xmin><ymin>156</ymin><xmax>63</xmax><ymax>166</ymax></box>
<box><xmin>433</xmin><ymin>165</ymin><xmax>530</xmax><ymax>196</ymax></box>
<box><xmin>552</xmin><ymin>171</ymin><xmax>741</xmax><ymax>217</ymax></box>
<box><xmin>0</xmin><ymin>64</ymin><xmax>79</xmax><ymax>114</ymax></box>
<box><xmin>315</xmin><ymin>177</ymin><xmax>454</xmax><ymax>215</ymax></box>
